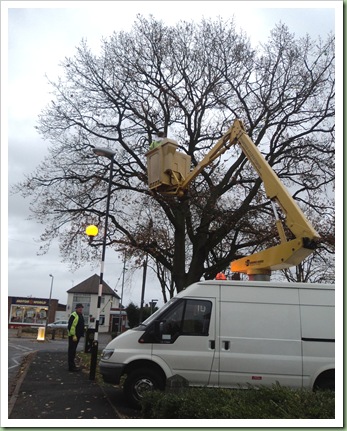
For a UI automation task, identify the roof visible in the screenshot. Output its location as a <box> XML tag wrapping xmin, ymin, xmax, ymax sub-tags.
<box><xmin>67</xmin><ymin>274</ymin><xmax>120</xmax><ymax>299</ymax></box>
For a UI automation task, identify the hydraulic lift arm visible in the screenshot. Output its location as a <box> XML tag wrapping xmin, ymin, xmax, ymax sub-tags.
<box><xmin>146</xmin><ymin>119</ymin><xmax>320</xmax><ymax>278</ymax></box>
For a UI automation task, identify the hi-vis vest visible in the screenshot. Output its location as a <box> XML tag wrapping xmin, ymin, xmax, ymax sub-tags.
<box><xmin>68</xmin><ymin>311</ymin><xmax>80</xmax><ymax>337</ymax></box>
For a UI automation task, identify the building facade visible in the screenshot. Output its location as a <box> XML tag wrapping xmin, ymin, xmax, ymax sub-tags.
<box><xmin>66</xmin><ymin>274</ymin><xmax>121</xmax><ymax>333</ymax></box>
<box><xmin>109</xmin><ymin>308</ymin><xmax>128</xmax><ymax>334</ymax></box>
<box><xmin>8</xmin><ymin>274</ymin><xmax>127</xmax><ymax>333</ymax></box>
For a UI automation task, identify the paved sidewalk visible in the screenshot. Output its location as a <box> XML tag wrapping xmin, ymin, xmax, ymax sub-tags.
<box><xmin>9</xmin><ymin>350</ymin><xmax>119</xmax><ymax>419</ymax></box>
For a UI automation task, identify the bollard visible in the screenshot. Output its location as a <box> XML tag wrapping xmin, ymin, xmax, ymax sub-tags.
<box><xmin>166</xmin><ymin>374</ymin><xmax>189</xmax><ymax>393</ymax></box>
<box><xmin>37</xmin><ymin>327</ymin><xmax>45</xmax><ymax>341</ymax></box>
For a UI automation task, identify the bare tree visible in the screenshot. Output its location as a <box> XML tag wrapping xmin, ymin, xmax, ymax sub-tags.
<box><xmin>280</xmin><ymin>210</ymin><xmax>335</xmax><ymax>283</ymax></box>
<box><xmin>15</xmin><ymin>16</ymin><xmax>335</xmax><ymax>299</ymax></box>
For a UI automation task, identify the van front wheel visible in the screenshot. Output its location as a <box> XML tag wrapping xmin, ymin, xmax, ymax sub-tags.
<box><xmin>123</xmin><ymin>368</ymin><xmax>164</xmax><ymax>406</ymax></box>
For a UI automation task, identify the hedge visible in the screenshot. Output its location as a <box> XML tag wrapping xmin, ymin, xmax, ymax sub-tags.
<box><xmin>141</xmin><ymin>384</ymin><xmax>335</xmax><ymax>419</ymax></box>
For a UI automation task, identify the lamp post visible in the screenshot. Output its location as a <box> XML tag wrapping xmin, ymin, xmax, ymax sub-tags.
<box><xmin>139</xmin><ymin>253</ymin><xmax>148</xmax><ymax>324</ymax></box>
<box><xmin>138</xmin><ymin>219</ymin><xmax>153</xmax><ymax>324</ymax></box>
<box><xmin>44</xmin><ymin>274</ymin><xmax>54</xmax><ymax>339</ymax></box>
<box><xmin>88</xmin><ymin>147</ymin><xmax>116</xmax><ymax>380</ymax></box>
<box><xmin>118</xmin><ymin>259</ymin><xmax>127</xmax><ymax>334</ymax></box>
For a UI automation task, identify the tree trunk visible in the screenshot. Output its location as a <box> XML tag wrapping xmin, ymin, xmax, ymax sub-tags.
<box><xmin>172</xmin><ymin>202</ymin><xmax>188</xmax><ymax>293</ymax></box>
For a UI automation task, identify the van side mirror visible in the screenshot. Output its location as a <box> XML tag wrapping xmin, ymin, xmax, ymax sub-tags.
<box><xmin>154</xmin><ymin>320</ymin><xmax>178</xmax><ymax>343</ymax></box>
<box><xmin>154</xmin><ymin>320</ymin><xmax>173</xmax><ymax>343</ymax></box>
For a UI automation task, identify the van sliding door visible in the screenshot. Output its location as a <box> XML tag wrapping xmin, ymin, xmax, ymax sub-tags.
<box><xmin>218</xmin><ymin>285</ymin><xmax>302</xmax><ymax>388</ymax></box>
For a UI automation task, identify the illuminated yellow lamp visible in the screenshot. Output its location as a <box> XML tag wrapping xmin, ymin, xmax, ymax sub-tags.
<box><xmin>85</xmin><ymin>225</ymin><xmax>99</xmax><ymax>243</ymax></box>
<box><xmin>37</xmin><ymin>327</ymin><xmax>45</xmax><ymax>341</ymax></box>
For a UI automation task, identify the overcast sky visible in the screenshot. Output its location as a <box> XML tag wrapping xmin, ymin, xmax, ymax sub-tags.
<box><xmin>1</xmin><ymin>1</ymin><xmax>341</xmax><ymax>310</ymax></box>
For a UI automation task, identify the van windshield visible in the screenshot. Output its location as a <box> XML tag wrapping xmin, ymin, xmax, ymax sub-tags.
<box><xmin>137</xmin><ymin>297</ymin><xmax>178</xmax><ymax>329</ymax></box>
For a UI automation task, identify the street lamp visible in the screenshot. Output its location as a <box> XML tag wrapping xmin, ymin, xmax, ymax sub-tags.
<box><xmin>44</xmin><ymin>274</ymin><xmax>54</xmax><ymax>339</ymax></box>
<box><xmin>85</xmin><ymin>224</ymin><xmax>99</xmax><ymax>243</ymax></box>
<box><xmin>88</xmin><ymin>147</ymin><xmax>116</xmax><ymax>380</ymax></box>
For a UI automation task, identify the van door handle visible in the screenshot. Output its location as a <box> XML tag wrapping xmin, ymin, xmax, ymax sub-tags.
<box><xmin>223</xmin><ymin>341</ymin><xmax>230</xmax><ymax>350</ymax></box>
<box><xmin>209</xmin><ymin>340</ymin><xmax>215</xmax><ymax>349</ymax></box>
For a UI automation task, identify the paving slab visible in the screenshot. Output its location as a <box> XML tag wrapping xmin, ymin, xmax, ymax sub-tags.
<box><xmin>9</xmin><ymin>351</ymin><xmax>119</xmax><ymax>419</ymax></box>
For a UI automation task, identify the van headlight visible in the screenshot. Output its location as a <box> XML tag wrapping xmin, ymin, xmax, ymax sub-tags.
<box><xmin>101</xmin><ymin>349</ymin><xmax>114</xmax><ymax>360</ymax></box>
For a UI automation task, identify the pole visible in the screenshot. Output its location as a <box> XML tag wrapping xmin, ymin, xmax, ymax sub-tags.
<box><xmin>45</xmin><ymin>274</ymin><xmax>54</xmax><ymax>339</ymax></box>
<box><xmin>89</xmin><ymin>156</ymin><xmax>114</xmax><ymax>380</ymax></box>
<box><xmin>118</xmin><ymin>259</ymin><xmax>126</xmax><ymax>334</ymax></box>
<box><xmin>138</xmin><ymin>253</ymin><xmax>148</xmax><ymax>324</ymax></box>
<box><xmin>150</xmin><ymin>299</ymin><xmax>158</xmax><ymax>315</ymax></box>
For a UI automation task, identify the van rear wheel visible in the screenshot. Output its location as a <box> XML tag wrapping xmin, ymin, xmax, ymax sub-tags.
<box><xmin>314</xmin><ymin>370</ymin><xmax>335</xmax><ymax>391</ymax></box>
<box><xmin>123</xmin><ymin>368</ymin><xmax>164</xmax><ymax>407</ymax></box>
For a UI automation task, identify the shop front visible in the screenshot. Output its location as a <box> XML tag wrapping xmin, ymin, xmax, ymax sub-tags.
<box><xmin>8</xmin><ymin>297</ymin><xmax>56</xmax><ymax>328</ymax></box>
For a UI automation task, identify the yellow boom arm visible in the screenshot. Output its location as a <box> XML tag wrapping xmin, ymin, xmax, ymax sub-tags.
<box><xmin>146</xmin><ymin>119</ymin><xmax>320</xmax><ymax>278</ymax></box>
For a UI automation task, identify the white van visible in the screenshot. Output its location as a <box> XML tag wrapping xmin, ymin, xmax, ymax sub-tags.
<box><xmin>99</xmin><ymin>280</ymin><xmax>335</xmax><ymax>405</ymax></box>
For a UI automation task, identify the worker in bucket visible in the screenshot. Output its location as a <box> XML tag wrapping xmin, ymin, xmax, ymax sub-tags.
<box><xmin>149</xmin><ymin>131</ymin><xmax>165</xmax><ymax>150</ymax></box>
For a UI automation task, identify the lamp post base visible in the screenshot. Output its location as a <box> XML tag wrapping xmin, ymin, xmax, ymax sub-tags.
<box><xmin>89</xmin><ymin>339</ymin><xmax>99</xmax><ymax>380</ymax></box>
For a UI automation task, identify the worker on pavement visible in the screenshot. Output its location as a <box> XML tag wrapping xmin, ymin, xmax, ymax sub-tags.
<box><xmin>68</xmin><ymin>303</ymin><xmax>85</xmax><ymax>372</ymax></box>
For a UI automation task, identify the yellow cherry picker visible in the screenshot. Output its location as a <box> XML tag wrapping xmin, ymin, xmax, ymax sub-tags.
<box><xmin>146</xmin><ymin>119</ymin><xmax>320</xmax><ymax>281</ymax></box>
